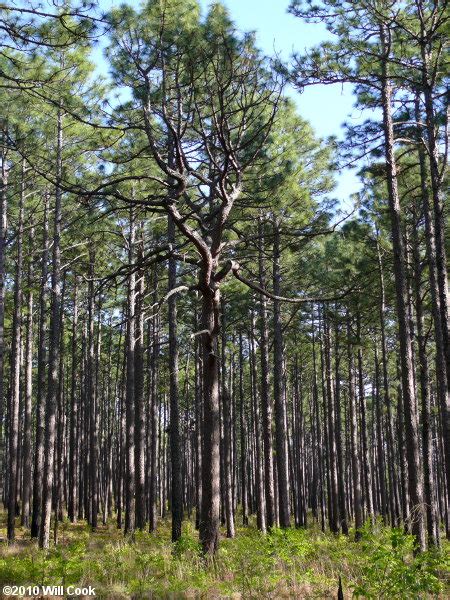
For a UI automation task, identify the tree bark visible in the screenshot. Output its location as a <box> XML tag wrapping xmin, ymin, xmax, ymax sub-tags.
<box><xmin>258</xmin><ymin>218</ymin><xmax>276</xmax><ymax>529</ymax></box>
<box><xmin>125</xmin><ymin>210</ymin><xmax>136</xmax><ymax>535</ymax></box>
<box><xmin>7</xmin><ymin>160</ymin><xmax>25</xmax><ymax>540</ymax></box>
<box><xmin>379</xmin><ymin>24</ymin><xmax>426</xmax><ymax>549</ymax></box>
<box><xmin>272</xmin><ymin>222</ymin><xmax>290</xmax><ymax>528</ymax></box>
<box><xmin>168</xmin><ymin>214</ymin><xmax>183</xmax><ymax>541</ymax></box>
<box><xmin>40</xmin><ymin>109</ymin><xmax>63</xmax><ymax>549</ymax></box>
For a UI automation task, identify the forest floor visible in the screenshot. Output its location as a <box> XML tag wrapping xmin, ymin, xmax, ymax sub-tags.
<box><xmin>0</xmin><ymin>511</ymin><xmax>448</xmax><ymax>599</ymax></box>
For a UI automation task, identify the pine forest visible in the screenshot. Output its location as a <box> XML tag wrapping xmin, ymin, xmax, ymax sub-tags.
<box><xmin>0</xmin><ymin>1</ymin><xmax>448</xmax><ymax>598</ymax></box>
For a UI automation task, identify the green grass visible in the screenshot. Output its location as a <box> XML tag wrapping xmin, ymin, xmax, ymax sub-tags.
<box><xmin>0</xmin><ymin>514</ymin><xmax>448</xmax><ymax>598</ymax></box>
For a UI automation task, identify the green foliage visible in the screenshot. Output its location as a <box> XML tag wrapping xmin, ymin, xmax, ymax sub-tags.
<box><xmin>0</xmin><ymin>517</ymin><xmax>447</xmax><ymax>598</ymax></box>
<box><xmin>352</xmin><ymin>523</ymin><xmax>447</xmax><ymax>599</ymax></box>
<box><xmin>0</xmin><ymin>538</ymin><xmax>88</xmax><ymax>588</ymax></box>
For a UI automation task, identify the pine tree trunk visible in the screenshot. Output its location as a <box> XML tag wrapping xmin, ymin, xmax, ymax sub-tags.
<box><xmin>258</xmin><ymin>218</ymin><xmax>276</xmax><ymax>528</ymax></box>
<box><xmin>199</xmin><ymin>287</ymin><xmax>221</xmax><ymax>556</ymax></box>
<box><xmin>222</xmin><ymin>306</ymin><xmax>236</xmax><ymax>536</ymax></box>
<box><xmin>87</xmin><ymin>250</ymin><xmax>98</xmax><ymax>530</ymax></box>
<box><xmin>334</xmin><ymin>315</ymin><xmax>348</xmax><ymax>534</ymax></box>
<box><xmin>134</xmin><ymin>231</ymin><xmax>146</xmax><ymax>530</ymax></box>
<box><xmin>7</xmin><ymin>161</ymin><xmax>25</xmax><ymax>540</ymax></box>
<box><xmin>0</xmin><ymin>137</ymin><xmax>8</xmax><ymax>505</ymax></box>
<box><xmin>148</xmin><ymin>270</ymin><xmax>159</xmax><ymax>533</ymax></box>
<box><xmin>238</xmin><ymin>332</ymin><xmax>248</xmax><ymax>526</ymax></box>
<box><xmin>125</xmin><ymin>211</ymin><xmax>136</xmax><ymax>535</ymax></box>
<box><xmin>40</xmin><ymin>110</ymin><xmax>63</xmax><ymax>549</ymax></box>
<box><xmin>414</xmin><ymin>94</ymin><xmax>450</xmax><ymax>509</ymax></box>
<box><xmin>168</xmin><ymin>214</ymin><xmax>183</xmax><ymax>541</ymax></box>
<box><xmin>68</xmin><ymin>276</ymin><xmax>79</xmax><ymax>522</ymax></box>
<box><xmin>379</xmin><ymin>28</ymin><xmax>426</xmax><ymax>549</ymax></box>
<box><xmin>250</xmin><ymin>313</ymin><xmax>266</xmax><ymax>533</ymax></box>
<box><xmin>272</xmin><ymin>223</ymin><xmax>290</xmax><ymax>528</ymax></box>
<box><xmin>323</xmin><ymin>307</ymin><xmax>339</xmax><ymax>533</ymax></box>
<box><xmin>21</xmin><ymin>227</ymin><xmax>33</xmax><ymax>528</ymax></box>
<box><xmin>347</xmin><ymin>315</ymin><xmax>363</xmax><ymax>540</ymax></box>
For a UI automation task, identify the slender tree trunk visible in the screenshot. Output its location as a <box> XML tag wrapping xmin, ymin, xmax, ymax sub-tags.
<box><xmin>221</xmin><ymin>305</ymin><xmax>236</xmax><ymax>537</ymax></box>
<box><xmin>347</xmin><ymin>315</ymin><xmax>363</xmax><ymax>541</ymax></box>
<box><xmin>272</xmin><ymin>223</ymin><xmax>290</xmax><ymax>528</ymax></box>
<box><xmin>414</xmin><ymin>94</ymin><xmax>450</xmax><ymax>509</ymax></box>
<box><xmin>134</xmin><ymin>231</ymin><xmax>146</xmax><ymax>530</ymax></box>
<box><xmin>411</xmin><ymin>203</ymin><xmax>440</xmax><ymax>547</ymax></box>
<box><xmin>40</xmin><ymin>109</ymin><xmax>63</xmax><ymax>549</ymax></box>
<box><xmin>238</xmin><ymin>332</ymin><xmax>248</xmax><ymax>526</ymax></box>
<box><xmin>250</xmin><ymin>312</ymin><xmax>266</xmax><ymax>533</ymax></box>
<box><xmin>357</xmin><ymin>314</ymin><xmax>374</xmax><ymax>523</ymax></box>
<box><xmin>334</xmin><ymin>315</ymin><xmax>348</xmax><ymax>535</ymax></box>
<box><xmin>168</xmin><ymin>214</ymin><xmax>183</xmax><ymax>541</ymax></box>
<box><xmin>31</xmin><ymin>193</ymin><xmax>49</xmax><ymax>537</ymax></box>
<box><xmin>148</xmin><ymin>276</ymin><xmax>159</xmax><ymax>533</ymax></box>
<box><xmin>87</xmin><ymin>250</ymin><xmax>98</xmax><ymax>530</ymax></box>
<box><xmin>258</xmin><ymin>218</ymin><xmax>276</xmax><ymax>528</ymax></box>
<box><xmin>21</xmin><ymin>226</ymin><xmax>33</xmax><ymax>528</ymax></box>
<box><xmin>0</xmin><ymin>136</ymin><xmax>8</xmax><ymax>504</ymax></box>
<box><xmin>125</xmin><ymin>211</ymin><xmax>136</xmax><ymax>535</ymax></box>
<box><xmin>376</xmin><ymin>235</ymin><xmax>400</xmax><ymax>526</ymax></box>
<box><xmin>68</xmin><ymin>276</ymin><xmax>79</xmax><ymax>522</ymax></box>
<box><xmin>323</xmin><ymin>307</ymin><xmax>339</xmax><ymax>534</ymax></box>
<box><xmin>379</xmin><ymin>27</ymin><xmax>426</xmax><ymax>549</ymax></box>
<box><xmin>374</xmin><ymin>346</ymin><xmax>387</xmax><ymax>523</ymax></box>
<box><xmin>7</xmin><ymin>161</ymin><xmax>25</xmax><ymax>540</ymax></box>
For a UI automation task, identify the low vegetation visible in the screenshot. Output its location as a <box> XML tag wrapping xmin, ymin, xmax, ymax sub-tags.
<box><xmin>1</xmin><ymin>514</ymin><xmax>448</xmax><ymax>599</ymax></box>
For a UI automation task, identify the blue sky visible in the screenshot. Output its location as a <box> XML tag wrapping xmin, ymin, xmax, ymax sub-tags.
<box><xmin>97</xmin><ymin>0</ymin><xmax>363</xmax><ymax>207</ymax></box>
